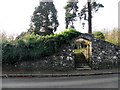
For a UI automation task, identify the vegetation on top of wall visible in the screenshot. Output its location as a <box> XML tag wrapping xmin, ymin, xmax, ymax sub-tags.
<box><xmin>103</xmin><ymin>28</ymin><xmax>120</xmax><ymax>47</ymax></box>
<box><xmin>2</xmin><ymin>28</ymin><xmax>81</xmax><ymax>65</ymax></box>
<box><xmin>93</xmin><ymin>31</ymin><xmax>105</xmax><ymax>40</ymax></box>
<box><xmin>93</xmin><ymin>28</ymin><xmax>120</xmax><ymax>46</ymax></box>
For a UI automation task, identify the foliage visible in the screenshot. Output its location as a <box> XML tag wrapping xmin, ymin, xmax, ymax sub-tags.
<box><xmin>93</xmin><ymin>28</ymin><xmax>120</xmax><ymax>46</ymax></box>
<box><xmin>74</xmin><ymin>48</ymin><xmax>85</xmax><ymax>54</ymax></box>
<box><xmin>93</xmin><ymin>31</ymin><xmax>105</xmax><ymax>40</ymax></box>
<box><xmin>64</xmin><ymin>1</ymin><xmax>78</xmax><ymax>29</ymax></box>
<box><xmin>64</xmin><ymin>0</ymin><xmax>104</xmax><ymax>32</ymax></box>
<box><xmin>31</xmin><ymin>1</ymin><xmax>59</xmax><ymax>35</ymax></box>
<box><xmin>2</xmin><ymin>29</ymin><xmax>81</xmax><ymax>65</ymax></box>
<box><xmin>103</xmin><ymin>28</ymin><xmax>120</xmax><ymax>46</ymax></box>
<box><xmin>78</xmin><ymin>1</ymin><xmax>104</xmax><ymax>23</ymax></box>
<box><xmin>0</xmin><ymin>31</ymin><xmax>7</xmax><ymax>41</ymax></box>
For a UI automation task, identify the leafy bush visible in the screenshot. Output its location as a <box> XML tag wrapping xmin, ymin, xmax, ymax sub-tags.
<box><xmin>93</xmin><ymin>31</ymin><xmax>105</xmax><ymax>40</ymax></box>
<box><xmin>2</xmin><ymin>28</ymin><xmax>81</xmax><ymax>65</ymax></box>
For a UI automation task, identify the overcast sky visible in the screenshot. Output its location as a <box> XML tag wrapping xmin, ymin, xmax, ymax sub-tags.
<box><xmin>0</xmin><ymin>0</ymin><xmax>119</xmax><ymax>36</ymax></box>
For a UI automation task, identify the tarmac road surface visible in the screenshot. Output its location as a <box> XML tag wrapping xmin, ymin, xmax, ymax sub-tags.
<box><xmin>2</xmin><ymin>74</ymin><xmax>119</xmax><ymax>88</ymax></box>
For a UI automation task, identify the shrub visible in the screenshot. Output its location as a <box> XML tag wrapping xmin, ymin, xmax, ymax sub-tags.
<box><xmin>93</xmin><ymin>31</ymin><xmax>105</xmax><ymax>40</ymax></box>
<box><xmin>2</xmin><ymin>29</ymin><xmax>81</xmax><ymax>65</ymax></box>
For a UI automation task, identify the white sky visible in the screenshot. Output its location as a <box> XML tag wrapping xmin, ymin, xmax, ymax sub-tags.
<box><xmin>0</xmin><ymin>0</ymin><xmax>119</xmax><ymax>36</ymax></box>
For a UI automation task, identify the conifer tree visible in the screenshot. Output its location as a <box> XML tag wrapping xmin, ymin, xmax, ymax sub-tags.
<box><xmin>31</xmin><ymin>1</ymin><xmax>59</xmax><ymax>35</ymax></box>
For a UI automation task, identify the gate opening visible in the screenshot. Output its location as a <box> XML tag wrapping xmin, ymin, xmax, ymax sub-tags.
<box><xmin>73</xmin><ymin>38</ymin><xmax>92</xmax><ymax>68</ymax></box>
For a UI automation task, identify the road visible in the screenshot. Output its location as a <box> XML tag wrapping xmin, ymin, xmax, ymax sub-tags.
<box><xmin>2</xmin><ymin>74</ymin><xmax>118</xmax><ymax>88</ymax></box>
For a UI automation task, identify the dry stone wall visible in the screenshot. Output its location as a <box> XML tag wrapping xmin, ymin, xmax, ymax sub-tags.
<box><xmin>19</xmin><ymin>44</ymin><xmax>75</xmax><ymax>71</ymax></box>
<box><xmin>77</xmin><ymin>33</ymin><xmax>120</xmax><ymax>69</ymax></box>
<box><xmin>18</xmin><ymin>33</ymin><xmax>120</xmax><ymax>71</ymax></box>
<box><xmin>92</xmin><ymin>38</ymin><xmax>120</xmax><ymax>69</ymax></box>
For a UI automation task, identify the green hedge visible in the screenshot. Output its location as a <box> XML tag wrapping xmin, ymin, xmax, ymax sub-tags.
<box><xmin>2</xmin><ymin>28</ymin><xmax>81</xmax><ymax>65</ymax></box>
<box><xmin>93</xmin><ymin>31</ymin><xmax>105</xmax><ymax>40</ymax></box>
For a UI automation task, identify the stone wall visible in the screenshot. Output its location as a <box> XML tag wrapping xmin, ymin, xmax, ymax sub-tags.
<box><xmin>13</xmin><ymin>33</ymin><xmax>120</xmax><ymax>71</ymax></box>
<box><xmin>76</xmin><ymin>33</ymin><xmax>120</xmax><ymax>69</ymax></box>
<box><xmin>92</xmin><ymin>38</ymin><xmax>120</xmax><ymax>69</ymax></box>
<box><xmin>19</xmin><ymin>44</ymin><xmax>75</xmax><ymax>71</ymax></box>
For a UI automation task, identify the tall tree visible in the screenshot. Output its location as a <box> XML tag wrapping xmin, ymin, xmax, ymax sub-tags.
<box><xmin>31</xmin><ymin>1</ymin><xmax>59</xmax><ymax>35</ymax></box>
<box><xmin>78</xmin><ymin>1</ymin><xmax>104</xmax><ymax>33</ymax></box>
<box><xmin>64</xmin><ymin>0</ymin><xmax>78</xmax><ymax>29</ymax></box>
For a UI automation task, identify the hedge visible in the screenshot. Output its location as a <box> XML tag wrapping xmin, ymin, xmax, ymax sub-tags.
<box><xmin>93</xmin><ymin>31</ymin><xmax>105</xmax><ymax>40</ymax></box>
<box><xmin>2</xmin><ymin>28</ymin><xmax>81</xmax><ymax>65</ymax></box>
